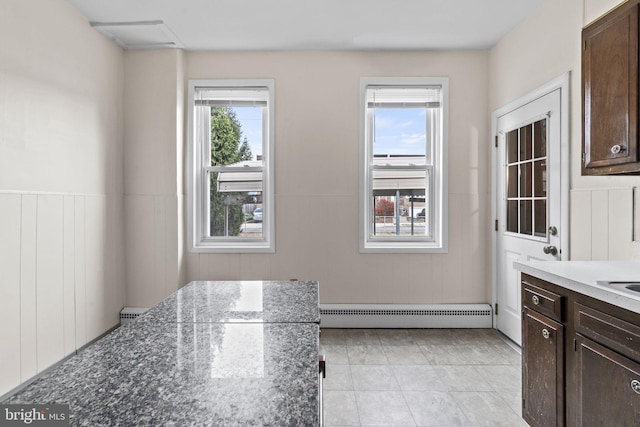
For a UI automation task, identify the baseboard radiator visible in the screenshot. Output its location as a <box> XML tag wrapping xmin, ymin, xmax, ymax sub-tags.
<box><xmin>119</xmin><ymin>307</ymin><xmax>149</xmax><ymax>325</ymax></box>
<box><xmin>320</xmin><ymin>304</ymin><xmax>493</xmax><ymax>328</ymax></box>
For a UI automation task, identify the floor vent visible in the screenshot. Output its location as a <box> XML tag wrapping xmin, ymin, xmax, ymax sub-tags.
<box><xmin>119</xmin><ymin>307</ymin><xmax>149</xmax><ymax>325</ymax></box>
<box><xmin>320</xmin><ymin>304</ymin><xmax>492</xmax><ymax>328</ymax></box>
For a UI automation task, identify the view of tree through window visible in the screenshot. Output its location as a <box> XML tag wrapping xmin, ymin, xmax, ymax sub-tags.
<box><xmin>209</xmin><ymin>107</ymin><xmax>254</xmax><ymax>237</ymax></box>
<box><xmin>189</xmin><ymin>81</ymin><xmax>273</xmax><ymax>252</ymax></box>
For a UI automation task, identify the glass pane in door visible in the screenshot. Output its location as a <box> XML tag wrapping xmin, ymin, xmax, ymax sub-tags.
<box><xmin>533</xmin><ymin>120</ymin><xmax>547</xmax><ymax>158</ymax></box>
<box><xmin>520</xmin><ymin>200</ymin><xmax>532</xmax><ymax>235</ymax></box>
<box><xmin>507</xmin><ymin>165</ymin><xmax>518</xmax><ymax>198</ymax></box>
<box><xmin>534</xmin><ymin>160</ymin><xmax>546</xmax><ymax>197</ymax></box>
<box><xmin>534</xmin><ymin>200</ymin><xmax>547</xmax><ymax>237</ymax></box>
<box><xmin>507</xmin><ymin>130</ymin><xmax>518</xmax><ymax>164</ymax></box>
<box><xmin>520</xmin><ymin>163</ymin><xmax>532</xmax><ymax>198</ymax></box>
<box><xmin>507</xmin><ymin>200</ymin><xmax>518</xmax><ymax>233</ymax></box>
<box><xmin>520</xmin><ymin>125</ymin><xmax>532</xmax><ymax>161</ymax></box>
<box><xmin>504</xmin><ymin>117</ymin><xmax>548</xmax><ymax>239</ymax></box>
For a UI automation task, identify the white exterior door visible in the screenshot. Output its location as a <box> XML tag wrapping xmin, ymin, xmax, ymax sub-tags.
<box><xmin>495</xmin><ymin>88</ymin><xmax>563</xmax><ymax>345</ymax></box>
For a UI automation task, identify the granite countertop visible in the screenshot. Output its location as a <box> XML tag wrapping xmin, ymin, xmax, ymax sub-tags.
<box><xmin>138</xmin><ymin>280</ymin><xmax>320</xmax><ymax>324</ymax></box>
<box><xmin>514</xmin><ymin>260</ymin><xmax>640</xmax><ymax>314</ymax></box>
<box><xmin>3</xmin><ymin>281</ymin><xmax>321</xmax><ymax>426</ymax></box>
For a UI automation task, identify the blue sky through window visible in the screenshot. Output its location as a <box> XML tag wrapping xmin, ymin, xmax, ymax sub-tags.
<box><xmin>231</xmin><ymin>106</ymin><xmax>428</xmax><ymax>160</ymax></box>
<box><xmin>373</xmin><ymin>108</ymin><xmax>426</xmax><ymax>157</ymax></box>
<box><xmin>230</xmin><ymin>106</ymin><xmax>263</xmax><ymax>160</ymax></box>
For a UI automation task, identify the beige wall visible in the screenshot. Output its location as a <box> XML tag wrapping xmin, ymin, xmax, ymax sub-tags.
<box><xmin>489</xmin><ymin>0</ymin><xmax>640</xmax><ymax>261</ymax></box>
<box><xmin>584</xmin><ymin>0</ymin><xmax>626</xmax><ymax>24</ymax></box>
<box><xmin>123</xmin><ymin>50</ymin><xmax>186</xmax><ymax>307</ymax></box>
<box><xmin>184</xmin><ymin>51</ymin><xmax>492</xmax><ymax>304</ymax></box>
<box><xmin>0</xmin><ymin>0</ymin><xmax>125</xmax><ymax>396</ymax></box>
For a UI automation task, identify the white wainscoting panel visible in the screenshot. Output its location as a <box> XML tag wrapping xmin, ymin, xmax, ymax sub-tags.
<box><xmin>19</xmin><ymin>195</ymin><xmax>38</xmax><ymax>385</ymax></box>
<box><xmin>154</xmin><ymin>196</ymin><xmax>167</xmax><ymax>299</ymax></box>
<box><xmin>63</xmin><ymin>196</ymin><xmax>76</xmax><ymax>356</ymax></box>
<box><xmin>0</xmin><ymin>194</ymin><xmax>22</xmax><ymax>394</ymax></box>
<box><xmin>570</xmin><ymin>190</ymin><xmax>592</xmax><ymax>260</ymax></box>
<box><xmin>74</xmin><ymin>196</ymin><xmax>87</xmax><ymax>349</ymax></box>
<box><xmin>0</xmin><ymin>191</ymin><xmax>125</xmax><ymax>398</ymax></box>
<box><xmin>609</xmin><ymin>189</ymin><xmax>633</xmax><ymax>260</ymax></box>
<box><xmin>85</xmin><ymin>196</ymin><xmax>107</xmax><ymax>340</ymax></box>
<box><xmin>125</xmin><ymin>195</ymin><xmax>156</xmax><ymax>306</ymax></box>
<box><xmin>591</xmin><ymin>190</ymin><xmax>609</xmax><ymax>260</ymax></box>
<box><xmin>124</xmin><ymin>194</ymin><xmax>185</xmax><ymax>307</ymax></box>
<box><xmin>36</xmin><ymin>195</ymin><xmax>65</xmax><ymax>371</ymax></box>
<box><xmin>571</xmin><ymin>187</ymin><xmax>635</xmax><ymax>261</ymax></box>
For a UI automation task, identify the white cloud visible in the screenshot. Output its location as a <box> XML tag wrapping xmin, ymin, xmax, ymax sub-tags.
<box><xmin>400</xmin><ymin>132</ymin><xmax>426</xmax><ymax>145</ymax></box>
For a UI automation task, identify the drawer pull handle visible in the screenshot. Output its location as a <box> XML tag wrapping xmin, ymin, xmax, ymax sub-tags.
<box><xmin>532</xmin><ymin>295</ymin><xmax>540</xmax><ymax>305</ymax></box>
<box><xmin>632</xmin><ymin>380</ymin><xmax>640</xmax><ymax>394</ymax></box>
<box><xmin>611</xmin><ymin>144</ymin><xmax>622</xmax><ymax>154</ymax></box>
<box><xmin>542</xmin><ymin>329</ymin><xmax>550</xmax><ymax>339</ymax></box>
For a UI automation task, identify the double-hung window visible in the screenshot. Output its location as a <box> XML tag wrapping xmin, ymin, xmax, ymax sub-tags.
<box><xmin>360</xmin><ymin>78</ymin><xmax>448</xmax><ymax>253</ymax></box>
<box><xmin>187</xmin><ymin>80</ymin><xmax>274</xmax><ymax>252</ymax></box>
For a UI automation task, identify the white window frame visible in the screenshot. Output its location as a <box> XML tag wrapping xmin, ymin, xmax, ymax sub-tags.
<box><xmin>187</xmin><ymin>79</ymin><xmax>275</xmax><ymax>253</ymax></box>
<box><xmin>359</xmin><ymin>77</ymin><xmax>448</xmax><ymax>253</ymax></box>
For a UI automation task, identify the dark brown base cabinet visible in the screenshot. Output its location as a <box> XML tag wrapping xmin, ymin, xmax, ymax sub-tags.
<box><xmin>522</xmin><ymin>308</ymin><xmax>564</xmax><ymax>427</ymax></box>
<box><xmin>521</xmin><ymin>274</ymin><xmax>640</xmax><ymax>426</ymax></box>
<box><xmin>575</xmin><ymin>336</ymin><xmax>640</xmax><ymax>425</ymax></box>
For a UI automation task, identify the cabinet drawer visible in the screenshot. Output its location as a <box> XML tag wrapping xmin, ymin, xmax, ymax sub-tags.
<box><xmin>522</xmin><ymin>281</ymin><xmax>564</xmax><ymax>322</ymax></box>
<box><xmin>574</xmin><ymin>302</ymin><xmax>640</xmax><ymax>362</ymax></box>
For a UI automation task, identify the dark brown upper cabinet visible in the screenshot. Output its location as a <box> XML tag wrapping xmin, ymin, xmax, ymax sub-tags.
<box><xmin>582</xmin><ymin>1</ymin><xmax>640</xmax><ymax>175</ymax></box>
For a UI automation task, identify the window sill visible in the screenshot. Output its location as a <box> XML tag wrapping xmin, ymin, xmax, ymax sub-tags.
<box><xmin>360</xmin><ymin>241</ymin><xmax>448</xmax><ymax>254</ymax></box>
<box><xmin>189</xmin><ymin>242</ymin><xmax>275</xmax><ymax>254</ymax></box>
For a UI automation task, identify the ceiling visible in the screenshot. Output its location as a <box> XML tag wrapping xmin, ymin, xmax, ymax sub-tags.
<box><xmin>67</xmin><ymin>0</ymin><xmax>543</xmax><ymax>51</ymax></box>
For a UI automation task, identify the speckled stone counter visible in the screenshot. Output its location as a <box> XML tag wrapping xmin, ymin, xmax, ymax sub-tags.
<box><xmin>138</xmin><ymin>280</ymin><xmax>320</xmax><ymax>324</ymax></box>
<box><xmin>514</xmin><ymin>260</ymin><xmax>640</xmax><ymax>314</ymax></box>
<box><xmin>3</xmin><ymin>281</ymin><xmax>321</xmax><ymax>426</ymax></box>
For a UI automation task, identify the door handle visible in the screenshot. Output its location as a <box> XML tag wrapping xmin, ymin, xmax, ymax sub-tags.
<box><xmin>543</xmin><ymin>245</ymin><xmax>558</xmax><ymax>256</ymax></box>
<box><xmin>319</xmin><ymin>354</ymin><xmax>326</xmax><ymax>378</ymax></box>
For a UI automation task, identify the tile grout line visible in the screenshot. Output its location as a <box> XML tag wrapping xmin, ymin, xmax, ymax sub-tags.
<box><xmin>322</xmin><ymin>328</ymin><xmax>524</xmax><ymax>426</ymax></box>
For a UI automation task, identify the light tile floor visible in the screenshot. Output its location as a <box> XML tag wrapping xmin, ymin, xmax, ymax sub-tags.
<box><xmin>320</xmin><ymin>328</ymin><xmax>527</xmax><ymax>427</ymax></box>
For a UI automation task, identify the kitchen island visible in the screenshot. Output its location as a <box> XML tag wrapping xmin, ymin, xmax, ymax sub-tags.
<box><xmin>3</xmin><ymin>280</ymin><xmax>321</xmax><ymax>426</ymax></box>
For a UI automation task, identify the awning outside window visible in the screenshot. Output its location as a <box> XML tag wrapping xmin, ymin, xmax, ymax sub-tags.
<box><xmin>216</xmin><ymin>157</ymin><xmax>427</xmax><ymax>196</ymax></box>
<box><xmin>371</xmin><ymin>155</ymin><xmax>426</xmax><ymax>197</ymax></box>
<box><xmin>216</xmin><ymin>160</ymin><xmax>262</xmax><ymax>193</ymax></box>
<box><xmin>372</xmin><ymin>169</ymin><xmax>425</xmax><ymax>196</ymax></box>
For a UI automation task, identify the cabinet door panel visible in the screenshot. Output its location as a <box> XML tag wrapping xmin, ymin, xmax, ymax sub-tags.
<box><xmin>582</xmin><ymin>2</ymin><xmax>639</xmax><ymax>173</ymax></box>
<box><xmin>522</xmin><ymin>308</ymin><xmax>564</xmax><ymax>427</ymax></box>
<box><xmin>576</xmin><ymin>335</ymin><xmax>640</xmax><ymax>426</ymax></box>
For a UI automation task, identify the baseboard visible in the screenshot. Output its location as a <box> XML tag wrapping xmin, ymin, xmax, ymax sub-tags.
<box><xmin>320</xmin><ymin>303</ymin><xmax>493</xmax><ymax>328</ymax></box>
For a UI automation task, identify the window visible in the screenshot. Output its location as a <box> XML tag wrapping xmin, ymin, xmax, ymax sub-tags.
<box><xmin>360</xmin><ymin>78</ymin><xmax>448</xmax><ymax>253</ymax></box>
<box><xmin>187</xmin><ymin>80</ymin><xmax>274</xmax><ymax>252</ymax></box>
